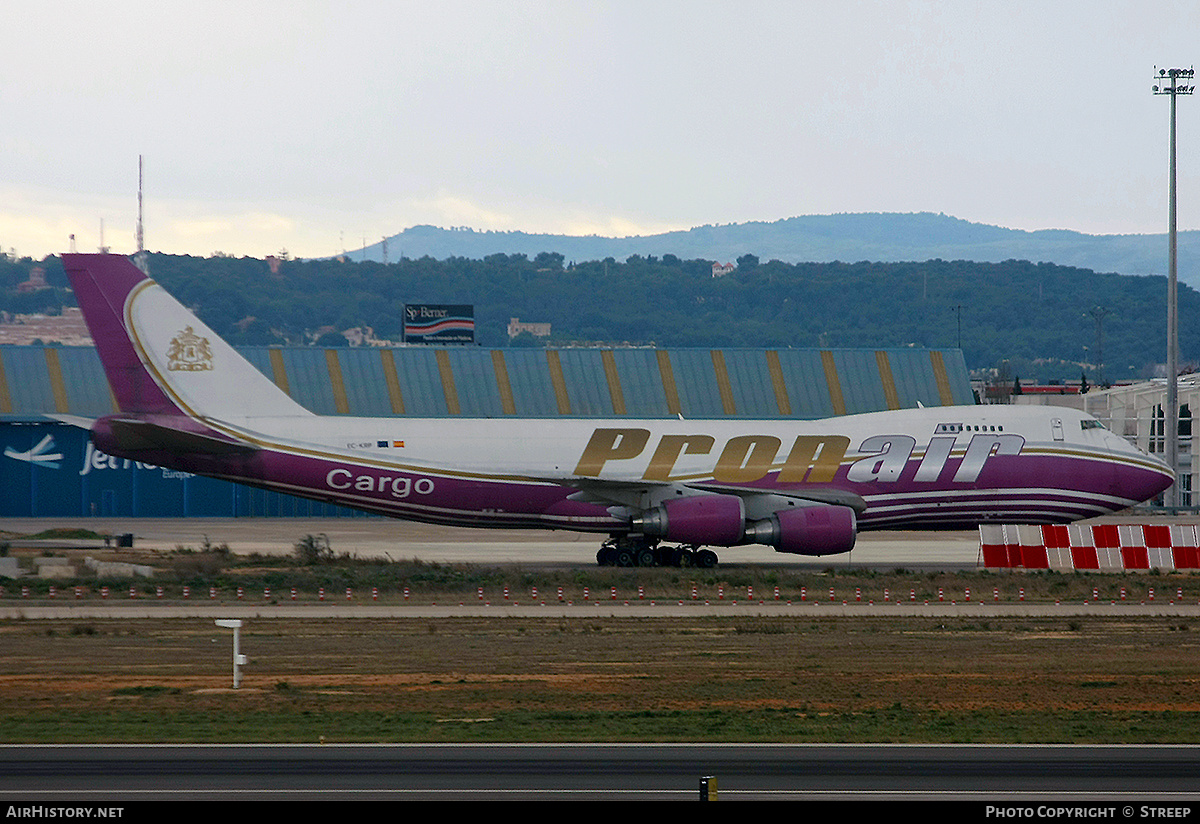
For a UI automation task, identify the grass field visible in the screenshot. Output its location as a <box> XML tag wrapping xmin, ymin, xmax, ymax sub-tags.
<box><xmin>4</xmin><ymin>533</ymin><xmax>1199</xmax><ymax>744</ymax></box>
<box><xmin>1</xmin><ymin>613</ymin><xmax>1198</xmax><ymax>744</ymax></box>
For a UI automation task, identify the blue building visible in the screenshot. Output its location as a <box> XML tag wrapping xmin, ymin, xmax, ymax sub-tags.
<box><xmin>0</xmin><ymin>344</ymin><xmax>973</xmax><ymax>518</ymax></box>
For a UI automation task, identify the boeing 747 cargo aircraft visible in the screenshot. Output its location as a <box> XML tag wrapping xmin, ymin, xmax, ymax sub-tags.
<box><xmin>59</xmin><ymin>254</ymin><xmax>1173</xmax><ymax>567</ymax></box>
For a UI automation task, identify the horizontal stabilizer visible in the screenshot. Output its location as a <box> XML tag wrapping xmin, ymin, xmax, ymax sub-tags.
<box><xmin>45</xmin><ymin>414</ymin><xmax>96</xmax><ymax>430</ymax></box>
<box><xmin>102</xmin><ymin>418</ymin><xmax>258</xmax><ymax>456</ymax></box>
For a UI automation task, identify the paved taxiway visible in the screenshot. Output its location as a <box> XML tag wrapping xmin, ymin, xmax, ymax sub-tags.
<box><xmin>6</xmin><ymin>515</ymin><xmax>1199</xmax><ymax>620</ymax></box>
<box><xmin>7</xmin><ymin>602</ymin><xmax>1200</xmax><ymax>619</ymax></box>
<box><xmin>10</xmin><ymin>513</ymin><xmax>1194</xmax><ymax>571</ymax></box>
<box><xmin>2</xmin><ymin>744</ymin><xmax>1199</xmax><ymax>801</ymax></box>
<box><xmin>2</xmin><ymin>515</ymin><xmax>995</xmax><ymax>569</ymax></box>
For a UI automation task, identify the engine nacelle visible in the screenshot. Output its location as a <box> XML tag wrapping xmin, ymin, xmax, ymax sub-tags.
<box><xmin>632</xmin><ymin>494</ymin><xmax>746</xmax><ymax>546</ymax></box>
<box><xmin>744</xmin><ymin>504</ymin><xmax>857</xmax><ymax>556</ymax></box>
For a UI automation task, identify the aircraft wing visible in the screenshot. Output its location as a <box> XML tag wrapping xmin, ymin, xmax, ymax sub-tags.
<box><xmin>702</xmin><ymin>483</ymin><xmax>867</xmax><ymax>514</ymax></box>
<box><xmin>551</xmin><ymin>476</ymin><xmax>867</xmax><ymax>515</ymax></box>
<box><xmin>544</xmin><ymin>475</ymin><xmax>864</xmax><ymax>555</ymax></box>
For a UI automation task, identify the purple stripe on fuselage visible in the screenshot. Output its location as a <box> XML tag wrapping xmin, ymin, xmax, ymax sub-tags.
<box><xmin>167</xmin><ymin>443</ymin><xmax>619</xmax><ymax>532</ymax></box>
<box><xmin>719</xmin><ymin>448</ymin><xmax>1164</xmax><ymax>509</ymax></box>
<box><xmin>96</xmin><ymin>430</ymin><xmax>1170</xmax><ymax>534</ymax></box>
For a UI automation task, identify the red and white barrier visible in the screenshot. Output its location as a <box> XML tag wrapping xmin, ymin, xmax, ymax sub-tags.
<box><xmin>981</xmin><ymin>523</ymin><xmax>1200</xmax><ymax>570</ymax></box>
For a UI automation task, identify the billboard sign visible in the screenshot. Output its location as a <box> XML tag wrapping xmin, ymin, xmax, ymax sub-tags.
<box><xmin>403</xmin><ymin>304</ymin><xmax>475</xmax><ymax>345</ymax></box>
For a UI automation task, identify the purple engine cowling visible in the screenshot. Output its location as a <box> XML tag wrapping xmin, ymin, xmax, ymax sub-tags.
<box><xmin>632</xmin><ymin>494</ymin><xmax>857</xmax><ymax>556</ymax></box>
<box><xmin>745</xmin><ymin>504</ymin><xmax>858</xmax><ymax>556</ymax></box>
<box><xmin>633</xmin><ymin>494</ymin><xmax>746</xmax><ymax>546</ymax></box>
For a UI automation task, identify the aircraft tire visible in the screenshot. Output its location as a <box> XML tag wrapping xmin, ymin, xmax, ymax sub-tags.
<box><xmin>694</xmin><ymin>549</ymin><xmax>719</xmax><ymax>568</ymax></box>
<box><xmin>597</xmin><ymin>546</ymin><xmax>616</xmax><ymax>566</ymax></box>
<box><xmin>669</xmin><ymin>546</ymin><xmax>693</xmax><ymax>567</ymax></box>
<box><xmin>614</xmin><ymin>547</ymin><xmax>637</xmax><ymax>567</ymax></box>
<box><xmin>634</xmin><ymin>546</ymin><xmax>656</xmax><ymax>567</ymax></box>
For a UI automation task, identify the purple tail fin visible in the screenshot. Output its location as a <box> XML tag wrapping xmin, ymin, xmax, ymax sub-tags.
<box><xmin>63</xmin><ymin>253</ymin><xmax>180</xmax><ymax>415</ymax></box>
<box><xmin>63</xmin><ymin>254</ymin><xmax>312</xmax><ymax>421</ymax></box>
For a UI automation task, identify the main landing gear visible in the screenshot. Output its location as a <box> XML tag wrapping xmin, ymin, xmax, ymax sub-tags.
<box><xmin>596</xmin><ymin>536</ymin><xmax>719</xmax><ymax>568</ymax></box>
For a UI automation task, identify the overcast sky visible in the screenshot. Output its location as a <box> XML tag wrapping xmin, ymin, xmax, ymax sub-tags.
<box><xmin>3</xmin><ymin>1</ymin><xmax>1199</xmax><ymax>260</ymax></box>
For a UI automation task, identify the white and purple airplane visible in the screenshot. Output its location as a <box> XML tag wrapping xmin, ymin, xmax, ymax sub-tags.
<box><xmin>60</xmin><ymin>253</ymin><xmax>1173</xmax><ymax>567</ymax></box>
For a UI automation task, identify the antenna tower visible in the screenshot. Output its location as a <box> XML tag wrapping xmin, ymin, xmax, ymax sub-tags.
<box><xmin>134</xmin><ymin>155</ymin><xmax>148</xmax><ymax>273</ymax></box>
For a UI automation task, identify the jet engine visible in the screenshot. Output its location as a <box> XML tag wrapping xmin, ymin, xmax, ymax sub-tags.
<box><xmin>744</xmin><ymin>504</ymin><xmax>857</xmax><ymax>556</ymax></box>
<box><xmin>631</xmin><ymin>494</ymin><xmax>746</xmax><ymax>546</ymax></box>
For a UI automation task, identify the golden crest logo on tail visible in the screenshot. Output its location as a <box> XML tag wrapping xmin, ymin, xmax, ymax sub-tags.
<box><xmin>166</xmin><ymin>326</ymin><xmax>213</xmax><ymax>372</ymax></box>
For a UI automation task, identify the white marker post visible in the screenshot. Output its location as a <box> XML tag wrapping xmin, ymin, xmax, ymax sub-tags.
<box><xmin>214</xmin><ymin>619</ymin><xmax>247</xmax><ymax>688</ymax></box>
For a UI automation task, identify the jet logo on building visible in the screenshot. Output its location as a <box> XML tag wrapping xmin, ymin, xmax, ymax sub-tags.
<box><xmin>3</xmin><ymin>434</ymin><xmax>63</xmax><ymax>469</ymax></box>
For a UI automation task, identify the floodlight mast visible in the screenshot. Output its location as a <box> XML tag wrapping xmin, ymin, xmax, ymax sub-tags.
<box><xmin>1153</xmin><ymin>66</ymin><xmax>1195</xmax><ymax>507</ymax></box>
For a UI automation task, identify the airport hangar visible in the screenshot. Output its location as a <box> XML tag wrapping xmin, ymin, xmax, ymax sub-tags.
<box><xmin>0</xmin><ymin>344</ymin><xmax>972</xmax><ymax>518</ymax></box>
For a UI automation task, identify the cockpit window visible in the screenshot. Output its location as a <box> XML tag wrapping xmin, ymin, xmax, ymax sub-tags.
<box><xmin>1080</xmin><ymin>420</ymin><xmax>1106</xmax><ymax>431</ymax></box>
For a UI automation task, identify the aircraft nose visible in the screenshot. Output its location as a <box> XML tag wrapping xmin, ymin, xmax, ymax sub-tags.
<box><xmin>1117</xmin><ymin>456</ymin><xmax>1174</xmax><ymax>505</ymax></box>
<box><xmin>1103</xmin><ymin>433</ymin><xmax>1174</xmax><ymax>504</ymax></box>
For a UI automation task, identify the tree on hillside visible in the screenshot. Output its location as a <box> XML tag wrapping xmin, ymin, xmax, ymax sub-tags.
<box><xmin>116</xmin><ymin>252</ymin><xmax>1200</xmax><ymax>382</ymax></box>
